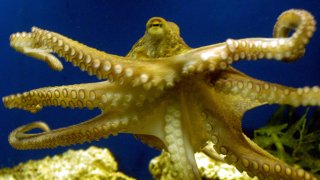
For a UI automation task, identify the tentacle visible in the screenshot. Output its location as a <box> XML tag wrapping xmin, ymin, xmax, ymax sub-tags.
<box><xmin>9</xmin><ymin>27</ymin><xmax>232</xmax><ymax>90</ymax></box>
<box><xmin>180</xmin><ymin>9</ymin><xmax>316</xmax><ymax>75</ymax></box>
<box><xmin>8</xmin><ymin>10</ymin><xmax>316</xmax><ymax>90</ymax></box>
<box><xmin>211</xmin><ymin>69</ymin><xmax>320</xmax><ymax>107</ymax></box>
<box><xmin>224</xmin><ymin>9</ymin><xmax>316</xmax><ymax>62</ymax></box>
<box><xmin>205</xmin><ymin>134</ymin><xmax>316</xmax><ymax>180</ymax></box>
<box><xmin>197</xmin><ymin>80</ymin><xmax>317</xmax><ymax>180</ymax></box>
<box><xmin>163</xmin><ymin>103</ymin><xmax>201</xmax><ymax>180</ymax></box>
<box><xmin>130</xmin><ymin>94</ymin><xmax>203</xmax><ymax>179</ymax></box>
<box><xmin>9</xmin><ymin>28</ymin><xmax>183</xmax><ymax>90</ymax></box>
<box><xmin>9</xmin><ymin>112</ymin><xmax>138</xmax><ymax>149</ymax></box>
<box><xmin>2</xmin><ymin>81</ymin><xmax>163</xmax><ymax>113</ymax></box>
<box><xmin>206</xmin><ymin>68</ymin><xmax>267</xmax><ymax>113</ymax></box>
<box><xmin>2</xmin><ymin>82</ymin><xmax>108</xmax><ymax>113</ymax></box>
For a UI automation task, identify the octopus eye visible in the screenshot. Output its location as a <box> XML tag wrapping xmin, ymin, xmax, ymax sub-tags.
<box><xmin>146</xmin><ymin>17</ymin><xmax>166</xmax><ymax>37</ymax></box>
<box><xmin>150</xmin><ymin>23</ymin><xmax>162</xmax><ymax>28</ymax></box>
<box><xmin>149</xmin><ymin>21</ymin><xmax>163</xmax><ymax>28</ymax></box>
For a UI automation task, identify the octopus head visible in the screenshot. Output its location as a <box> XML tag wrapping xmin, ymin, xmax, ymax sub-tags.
<box><xmin>146</xmin><ymin>17</ymin><xmax>180</xmax><ymax>39</ymax></box>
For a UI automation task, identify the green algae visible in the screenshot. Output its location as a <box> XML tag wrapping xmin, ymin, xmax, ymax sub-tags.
<box><xmin>253</xmin><ymin>106</ymin><xmax>320</xmax><ymax>177</ymax></box>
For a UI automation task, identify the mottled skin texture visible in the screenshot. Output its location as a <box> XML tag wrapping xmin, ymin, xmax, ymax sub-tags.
<box><xmin>2</xmin><ymin>10</ymin><xmax>319</xmax><ymax>180</ymax></box>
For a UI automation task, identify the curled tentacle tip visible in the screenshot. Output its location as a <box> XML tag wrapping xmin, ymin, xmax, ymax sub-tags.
<box><xmin>273</xmin><ymin>9</ymin><xmax>316</xmax><ymax>39</ymax></box>
<box><xmin>20</xmin><ymin>121</ymin><xmax>51</xmax><ymax>133</ymax></box>
<box><xmin>9</xmin><ymin>121</ymin><xmax>51</xmax><ymax>149</ymax></box>
<box><xmin>271</xmin><ymin>9</ymin><xmax>316</xmax><ymax>62</ymax></box>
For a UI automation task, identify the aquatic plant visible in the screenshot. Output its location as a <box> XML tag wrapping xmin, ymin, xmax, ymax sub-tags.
<box><xmin>253</xmin><ymin>106</ymin><xmax>320</xmax><ymax>177</ymax></box>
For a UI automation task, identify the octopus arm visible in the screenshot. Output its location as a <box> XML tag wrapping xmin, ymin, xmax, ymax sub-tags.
<box><xmin>2</xmin><ymin>81</ymin><xmax>163</xmax><ymax>114</ymax></box>
<box><xmin>196</xmin><ymin>79</ymin><xmax>316</xmax><ymax>179</ymax></box>
<box><xmin>211</xmin><ymin>68</ymin><xmax>320</xmax><ymax>108</ymax></box>
<box><xmin>2</xmin><ymin>81</ymin><xmax>109</xmax><ymax>113</ymax></box>
<box><xmin>9</xmin><ymin>27</ymin><xmax>182</xmax><ymax>89</ymax></box>
<box><xmin>178</xmin><ymin>9</ymin><xmax>316</xmax><ymax>75</ymax></box>
<box><xmin>8</xmin><ymin>111</ymin><xmax>138</xmax><ymax>149</ymax></box>
<box><xmin>122</xmin><ymin>93</ymin><xmax>206</xmax><ymax>179</ymax></box>
<box><xmin>206</xmin><ymin>68</ymin><xmax>266</xmax><ymax>114</ymax></box>
<box><xmin>203</xmin><ymin>129</ymin><xmax>315</xmax><ymax>180</ymax></box>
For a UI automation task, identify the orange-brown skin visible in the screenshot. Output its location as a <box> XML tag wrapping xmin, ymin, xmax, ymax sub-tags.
<box><xmin>2</xmin><ymin>9</ymin><xmax>319</xmax><ymax>179</ymax></box>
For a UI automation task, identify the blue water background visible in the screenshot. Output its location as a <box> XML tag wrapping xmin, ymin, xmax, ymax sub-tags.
<box><xmin>0</xmin><ymin>0</ymin><xmax>319</xmax><ymax>179</ymax></box>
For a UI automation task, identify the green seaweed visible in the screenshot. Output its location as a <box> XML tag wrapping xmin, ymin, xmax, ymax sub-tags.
<box><xmin>253</xmin><ymin>106</ymin><xmax>320</xmax><ymax>176</ymax></box>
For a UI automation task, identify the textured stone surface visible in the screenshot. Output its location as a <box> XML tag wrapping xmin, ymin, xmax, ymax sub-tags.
<box><xmin>150</xmin><ymin>150</ymin><xmax>256</xmax><ymax>180</ymax></box>
<box><xmin>0</xmin><ymin>146</ymin><xmax>134</xmax><ymax>180</ymax></box>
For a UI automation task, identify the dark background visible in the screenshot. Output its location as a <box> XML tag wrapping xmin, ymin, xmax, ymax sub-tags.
<box><xmin>0</xmin><ymin>0</ymin><xmax>319</xmax><ymax>179</ymax></box>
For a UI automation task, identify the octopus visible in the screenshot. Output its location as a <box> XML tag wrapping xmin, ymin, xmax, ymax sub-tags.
<box><xmin>2</xmin><ymin>9</ymin><xmax>319</xmax><ymax>180</ymax></box>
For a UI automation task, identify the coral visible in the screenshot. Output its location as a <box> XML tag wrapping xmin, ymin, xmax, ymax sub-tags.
<box><xmin>0</xmin><ymin>146</ymin><xmax>134</xmax><ymax>180</ymax></box>
<box><xmin>149</xmin><ymin>147</ymin><xmax>256</xmax><ymax>180</ymax></box>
